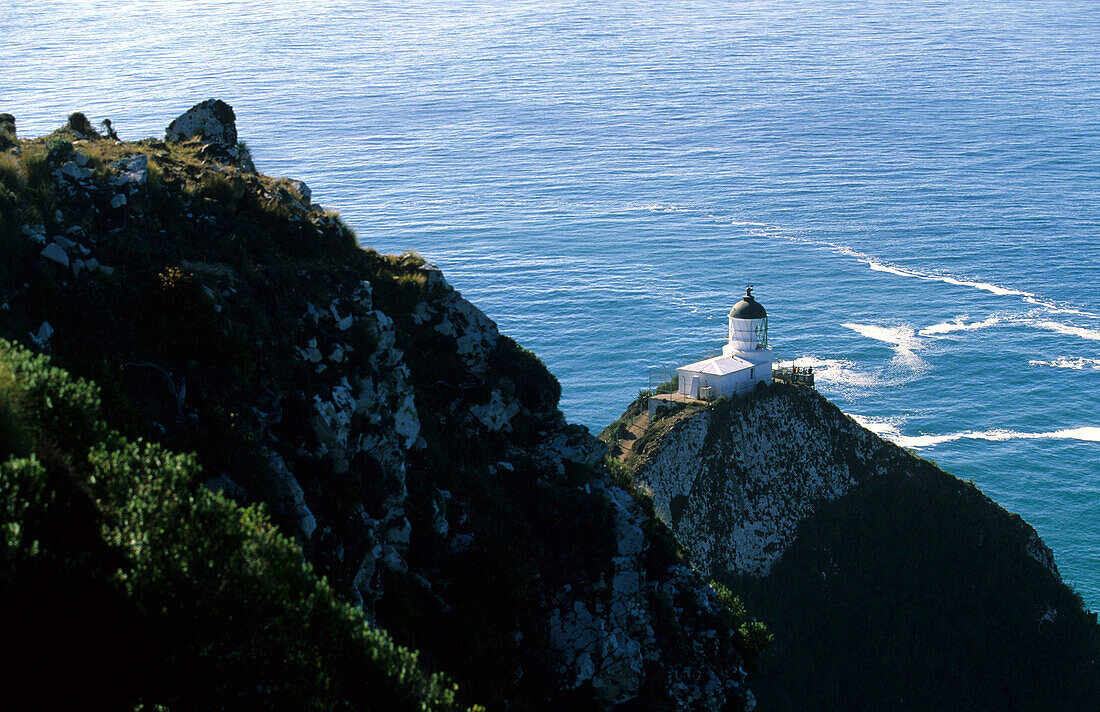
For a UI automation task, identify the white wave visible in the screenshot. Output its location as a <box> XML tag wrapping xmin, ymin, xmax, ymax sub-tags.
<box><xmin>848</xmin><ymin>413</ymin><xmax>905</xmax><ymax>440</ymax></box>
<box><xmin>1024</xmin><ymin>297</ymin><xmax>1098</xmax><ymax>317</ymax></box>
<box><xmin>790</xmin><ymin>356</ymin><xmax>884</xmax><ymax>388</ymax></box>
<box><xmin>640</xmin><ymin>203</ymin><xmax>686</xmax><ymax>213</ymax></box>
<box><xmin>1028</xmin><ymin>357</ymin><xmax>1100</xmax><ymax>370</ymax></box>
<box><xmin>919</xmin><ymin>315</ymin><xmax>1001</xmax><ymax>337</ymax></box>
<box><xmin>841</xmin><ymin>323</ymin><xmax>927</xmax><ymax>371</ymax></box>
<box><xmin>890</xmin><ymin>427</ymin><xmax>1100</xmax><ymax>449</ymax></box>
<box><xmin>1031</xmin><ymin>321</ymin><xmax>1100</xmax><ymax>342</ymax></box>
<box><xmin>810</xmin><ymin>240</ymin><xmax>1035</xmax><ymax>297</ymax></box>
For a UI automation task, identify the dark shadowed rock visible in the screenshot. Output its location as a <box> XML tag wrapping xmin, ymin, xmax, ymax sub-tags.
<box><xmin>625</xmin><ymin>385</ymin><xmax>1100</xmax><ymax>712</ymax></box>
<box><xmin>0</xmin><ymin>113</ymin><xmax>15</xmax><ymax>136</ymax></box>
<box><xmin>166</xmin><ymin>99</ymin><xmax>238</xmax><ymax>144</ymax></box>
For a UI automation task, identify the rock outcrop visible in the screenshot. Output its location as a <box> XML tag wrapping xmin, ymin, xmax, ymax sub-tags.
<box><xmin>634</xmin><ymin>386</ymin><xmax>893</xmax><ymax>579</ymax></box>
<box><xmin>164</xmin><ymin>99</ymin><xmax>254</xmax><ymax>171</ymax></box>
<box><xmin>621</xmin><ymin>385</ymin><xmax>1100</xmax><ymax>712</ymax></box>
<box><xmin>166</xmin><ymin>98</ymin><xmax>238</xmax><ymax>144</ymax></box>
<box><xmin>0</xmin><ymin>106</ymin><xmax>753</xmax><ymax>711</ymax></box>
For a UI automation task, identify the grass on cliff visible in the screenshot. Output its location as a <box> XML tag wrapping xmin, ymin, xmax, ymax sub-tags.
<box><xmin>0</xmin><ymin>339</ymin><xmax>461</xmax><ymax>711</ymax></box>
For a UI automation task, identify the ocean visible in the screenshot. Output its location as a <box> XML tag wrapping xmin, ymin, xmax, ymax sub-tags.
<box><xmin>5</xmin><ymin>0</ymin><xmax>1099</xmax><ymax>607</ymax></box>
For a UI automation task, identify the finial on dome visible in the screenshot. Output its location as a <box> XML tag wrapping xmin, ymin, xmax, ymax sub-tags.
<box><xmin>745</xmin><ymin>284</ymin><xmax>754</xmax><ymax>298</ymax></box>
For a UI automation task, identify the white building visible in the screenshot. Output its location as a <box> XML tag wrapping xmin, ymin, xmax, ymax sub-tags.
<box><xmin>676</xmin><ymin>286</ymin><xmax>774</xmax><ymax>399</ymax></box>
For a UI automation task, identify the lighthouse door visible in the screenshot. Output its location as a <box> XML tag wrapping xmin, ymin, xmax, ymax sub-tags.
<box><xmin>688</xmin><ymin>375</ymin><xmax>700</xmax><ymax>398</ymax></box>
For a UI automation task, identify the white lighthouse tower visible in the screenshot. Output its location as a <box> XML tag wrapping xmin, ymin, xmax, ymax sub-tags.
<box><xmin>675</xmin><ymin>286</ymin><xmax>775</xmax><ymax>400</ymax></box>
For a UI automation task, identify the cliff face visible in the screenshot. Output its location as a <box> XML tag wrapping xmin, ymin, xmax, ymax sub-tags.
<box><xmin>635</xmin><ymin>388</ymin><xmax>897</xmax><ymax>580</ymax></box>
<box><xmin>0</xmin><ymin>105</ymin><xmax>752</xmax><ymax>710</ymax></box>
<box><xmin>624</xmin><ymin>384</ymin><xmax>1100</xmax><ymax>711</ymax></box>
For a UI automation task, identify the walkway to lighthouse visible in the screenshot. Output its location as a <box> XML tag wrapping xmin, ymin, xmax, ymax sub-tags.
<box><xmin>614</xmin><ymin>411</ymin><xmax>650</xmax><ymax>462</ymax></box>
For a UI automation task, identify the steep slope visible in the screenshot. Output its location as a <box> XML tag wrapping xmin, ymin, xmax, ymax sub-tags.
<box><xmin>0</xmin><ymin>103</ymin><xmax>753</xmax><ymax>710</ymax></box>
<box><xmin>0</xmin><ymin>339</ymin><xmax>458</xmax><ymax>711</ymax></box>
<box><xmin>621</xmin><ymin>383</ymin><xmax>1100</xmax><ymax>711</ymax></box>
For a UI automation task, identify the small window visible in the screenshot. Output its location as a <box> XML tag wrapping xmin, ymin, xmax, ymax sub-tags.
<box><xmin>750</xmin><ymin>367</ymin><xmax>755</xmax><ymax>379</ymax></box>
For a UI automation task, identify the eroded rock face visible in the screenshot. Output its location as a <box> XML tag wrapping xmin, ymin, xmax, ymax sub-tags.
<box><xmin>0</xmin><ymin>117</ymin><xmax>754</xmax><ymax>712</ymax></box>
<box><xmin>630</xmin><ymin>386</ymin><xmax>1100</xmax><ymax>712</ymax></box>
<box><xmin>636</xmin><ymin>392</ymin><xmax>884</xmax><ymax>578</ymax></box>
<box><xmin>166</xmin><ymin>99</ymin><xmax>238</xmax><ymax>144</ymax></box>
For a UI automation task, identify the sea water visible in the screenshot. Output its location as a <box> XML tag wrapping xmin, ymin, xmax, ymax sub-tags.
<box><xmin>5</xmin><ymin>0</ymin><xmax>1099</xmax><ymax>607</ymax></box>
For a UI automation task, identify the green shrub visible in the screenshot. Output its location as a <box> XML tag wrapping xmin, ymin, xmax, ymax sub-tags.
<box><xmin>0</xmin><ymin>339</ymin><xmax>460</xmax><ymax>710</ymax></box>
<box><xmin>607</xmin><ymin>419</ymin><xmax>628</xmax><ymax>442</ymax></box>
<box><xmin>736</xmin><ymin>621</ymin><xmax>774</xmax><ymax>671</ymax></box>
<box><xmin>655</xmin><ymin>373</ymin><xmax>678</xmax><ymax>394</ymax></box>
<box><xmin>492</xmin><ymin>335</ymin><xmax>561</xmax><ymax>413</ymax></box>
<box><xmin>709</xmin><ymin>579</ymin><xmax>771</xmax><ymax>672</ymax></box>
<box><xmin>0</xmin><ymin>363</ymin><xmax>30</xmax><ymax>460</ymax></box>
<box><xmin>46</xmin><ymin>137</ymin><xmax>73</xmax><ymax>161</ymax></box>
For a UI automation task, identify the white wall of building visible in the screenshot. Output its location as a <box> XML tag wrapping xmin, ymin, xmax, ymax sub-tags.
<box><xmin>676</xmin><ymin>361</ymin><xmax>772</xmax><ymax>399</ymax></box>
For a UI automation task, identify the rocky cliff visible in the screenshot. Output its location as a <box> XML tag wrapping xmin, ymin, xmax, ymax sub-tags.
<box><xmin>616</xmin><ymin>383</ymin><xmax>1100</xmax><ymax>711</ymax></box>
<box><xmin>0</xmin><ymin>102</ymin><xmax>754</xmax><ymax>710</ymax></box>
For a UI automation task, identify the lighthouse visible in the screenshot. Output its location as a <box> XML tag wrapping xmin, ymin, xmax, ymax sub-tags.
<box><xmin>675</xmin><ymin>286</ymin><xmax>775</xmax><ymax>400</ymax></box>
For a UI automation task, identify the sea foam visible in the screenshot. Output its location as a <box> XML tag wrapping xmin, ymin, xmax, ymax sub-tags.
<box><xmin>841</xmin><ymin>322</ymin><xmax>927</xmax><ymax>371</ymax></box>
<box><xmin>1028</xmin><ymin>357</ymin><xmax>1100</xmax><ymax>371</ymax></box>
<box><xmin>919</xmin><ymin>315</ymin><xmax>1001</xmax><ymax>337</ymax></box>
<box><xmin>887</xmin><ymin>427</ymin><xmax>1100</xmax><ymax>449</ymax></box>
<box><xmin>1031</xmin><ymin>321</ymin><xmax>1100</xmax><ymax>343</ymax></box>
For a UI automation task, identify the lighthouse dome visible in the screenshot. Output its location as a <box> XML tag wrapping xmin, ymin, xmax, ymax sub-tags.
<box><xmin>728</xmin><ymin>287</ymin><xmax>767</xmax><ymax>320</ymax></box>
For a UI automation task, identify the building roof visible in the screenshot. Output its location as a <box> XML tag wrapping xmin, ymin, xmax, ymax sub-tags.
<box><xmin>678</xmin><ymin>354</ymin><xmax>757</xmax><ymax>376</ymax></box>
<box><xmin>729</xmin><ymin>286</ymin><xmax>767</xmax><ymax>320</ymax></box>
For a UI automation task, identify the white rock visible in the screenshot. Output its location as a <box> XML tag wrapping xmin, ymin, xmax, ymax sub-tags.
<box><xmin>265</xmin><ymin>450</ymin><xmax>317</xmax><ymax>540</ymax></box>
<box><xmin>165</xmin><ymin>98</ymin><xmax>238</xmax><ymax>144</ymax></box>
<box><xmin>110</xmin><ymin>194</ymin><xmax>127</xmax><ymax>209</ymax></box>
<box><xmin>41</xmin><ymin>243</ymin><xmax>69</xmax><ymax>267</ymax></box>
<box><xmin>31</xmin><ymin>322</ymin><xmax>53</xmax><ymax>347</ymax></box>
<box><xmin>289</xmin><ymin>179</ymin><xmax>311</xmax><ymax>204</ymax></box>
<box><xmin>113</xmin><ymin>154</ymin><xmax>148</xmax><ymax>185</ymax></box>
<box><xmin>470</xmin><ymin>389</ymin><xmax>520</xmax><ymax>432</ymax></box>
<box><xmin>393</xmin><ymin>393</ymin><xmax>421</xmax><ymax>449</ymax></box>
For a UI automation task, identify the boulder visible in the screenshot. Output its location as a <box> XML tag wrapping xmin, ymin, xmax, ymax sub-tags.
<box><xmin>0</xmin><ymin>113</ymin><xmax>14</xmax><ymax>136</ymax></box>
<box><xmin>41</xmin><ymin>243</ymin><xmax>69</xmax><ymax>268</ymax></box>
<box><xmin>113</xmin><ymin>155</ymin><xmax>148</xmax><ymax>186</ymax></box>
<box><xmin>166</xmin><ymin>99</ymin><xmax>238</xmax><ymax>145</ymax></box>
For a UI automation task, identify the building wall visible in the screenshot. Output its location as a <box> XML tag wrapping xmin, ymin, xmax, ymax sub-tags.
<box><xmin>677</xmin><ymin>364</ymin><xmax>772</xmax><ymax>399</ymax></box>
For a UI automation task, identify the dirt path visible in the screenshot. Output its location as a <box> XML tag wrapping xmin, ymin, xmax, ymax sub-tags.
<box><xmin>616</xmin><ymin>412</ymin><xmax>650</xmax><ymax>462</ymax></box>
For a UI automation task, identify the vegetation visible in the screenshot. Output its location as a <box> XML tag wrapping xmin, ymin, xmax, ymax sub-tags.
<box><xmin>710</xmin><ymin>581</ymin><xmax>774</xmax><ymax>673</ymax></box>
<box><xmin>0</xmin><ymin>121</ymin><xmax>752</xmax><ymax>711</ymax></box>
<box><xmin>0</xmin><ymin>339</ymin><xmax>459</xmax><ymax>710</ymax></box>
